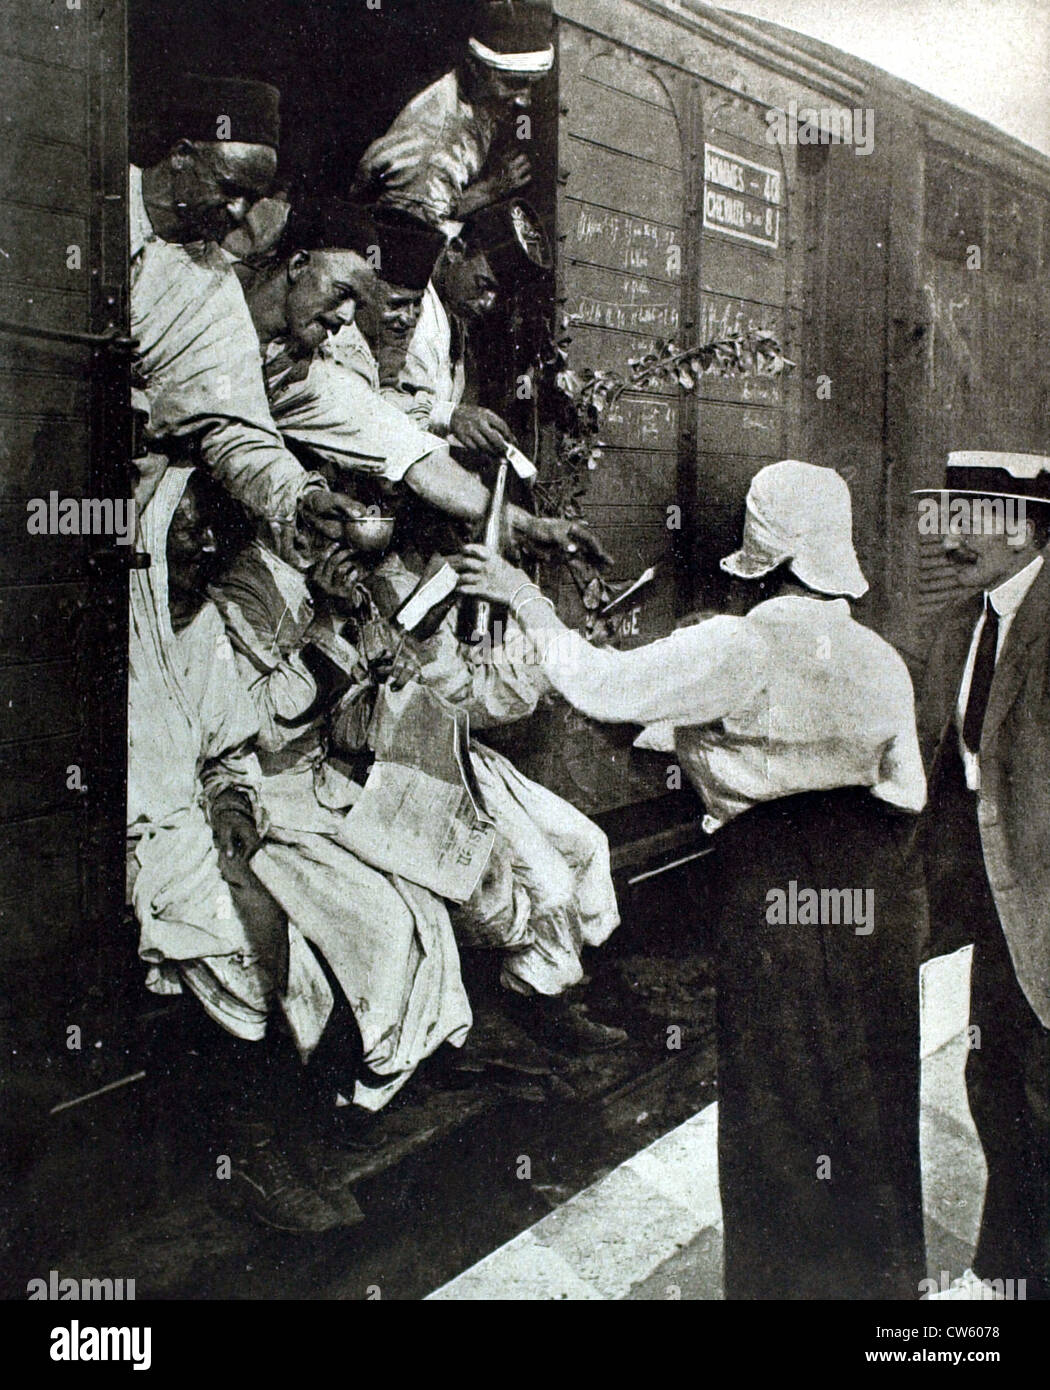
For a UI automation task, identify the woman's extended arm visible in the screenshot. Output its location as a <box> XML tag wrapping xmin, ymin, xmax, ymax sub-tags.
<box><xmin>453</xmin><ymin>545</ymin><xmax>766</xmax><ymax>728</ymax></box>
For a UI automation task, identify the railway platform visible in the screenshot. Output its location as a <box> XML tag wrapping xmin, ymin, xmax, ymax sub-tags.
<box><xmin>428</xmin><ymin>947</ymin><xmax>983</xmax><ymax>1299</ymax></box>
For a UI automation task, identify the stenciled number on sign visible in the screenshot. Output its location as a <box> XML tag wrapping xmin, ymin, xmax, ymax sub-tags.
<box><xmin>702</xmin><ymin>143</ymin><xmax>782</xmax><ymax>250</ymax></box>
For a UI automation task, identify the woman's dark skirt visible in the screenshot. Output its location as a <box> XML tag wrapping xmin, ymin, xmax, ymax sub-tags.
<box><xmin>710</xmin><ymin>788</ymin><xmax>924</xmax><ymax>1300</ymax></box>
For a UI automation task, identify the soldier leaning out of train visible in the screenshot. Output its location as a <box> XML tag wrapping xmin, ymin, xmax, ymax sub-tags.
<box><xmin>349</xmin><ymin>547</ymin><xmax>627</xmax><ymax>1054</ymax></box>
<box><xmin>131</xmin><ymin>461</ymin><xmax>605</xmax><ymax>1234</ymax></box>
<box><xmin>201</xmin><ymin>483</ymin><xmax>479</xmax><ymax>1140</ymax></box>
<box><xmin>128</xmin><ymin>72</ymin><xmax>363</xmax><ymax>551</ymax></box>
<box><xmin>126</xmin><ymin>465</ymin><xmax>625</xmax><ymax>1239</ymax></box>
<box><xmin>216</xmin><ymin>191</ymin><xmax>623</xmax><ymax>1051</ymax></box>
<box><xmin>236</xmin><ymin>196</ymin><xmax>609</xmax><ymax>566</ymax></box>
<box><xmin>203</xmin><ymin>469</ymin><xmax>625</xmax><ymax>1057</ymax></box>
<box><xmin>454</xmin><ymin>460</ymin><xmax>930</xmax><ymax>1301</ymax></box>
<box><xmin>352</xmin><ymin>0</ymin><xmax>554</xmax><ymax>237</ymax></box>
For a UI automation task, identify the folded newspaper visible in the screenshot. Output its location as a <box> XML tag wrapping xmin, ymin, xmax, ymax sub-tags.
<box><xmin>340</xmin><ymin>681</ymin><xmax>494</xmax><ymax>902</ymax></box>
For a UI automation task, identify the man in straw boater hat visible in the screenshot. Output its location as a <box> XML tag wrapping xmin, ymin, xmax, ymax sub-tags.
<box><xmin>129</xmin><ymin>72</ymin><xmax>362</xmax><ymax>547</ymax></box>
<box><xmin>453</xmin><ymin>460</ymin><xmax>930</xmax><ymax>1298</ymax></box>
<box><xmin>353</xmin><ymin>0</ymin><xmax>555</xmax><ymax>236</ymax></box>
<box><xmin>914</xmin><ymin>453</ymin><xmax>1050</xmax><ymax>1301</ymax></box>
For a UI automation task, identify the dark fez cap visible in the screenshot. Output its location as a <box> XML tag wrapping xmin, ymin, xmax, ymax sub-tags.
<box><xmin>470</xmin><ymin>1</ymin><xmax>554</xmax><ymax>73</ymax></box>
<box><xmin>162</xmin><ymin>74</ymin><xmax>281</xmax><ymax>149</ymax></box>
<box><xmin>370</xmin><ymin>208</ymin><xmax>448</xmax><ymax>290</ymax></box>
<box><xmin>292</xmin><ymin>201</ymin><xmax>445</xmax><ymax>291</ymax></box>
<box><xmin>288</xmin><ymin>198</ymin><xmax>378</xmax><ymax>255</ymax></box>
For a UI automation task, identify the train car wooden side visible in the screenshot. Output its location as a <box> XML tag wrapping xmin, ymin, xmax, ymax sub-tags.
<box><xmin>0</xmin><ymin>2</ymin><xmax>129</xmax><ymax>1012</ymax></box>
<box><xmin>522</xmin><ymin>0</ymin><xmax>858</xmax><ymax>824</ymax></box>
<box><xmin>741</xmin><ymin>10</ymin><xmax>1050</xmax><ymax>656</ymax></box>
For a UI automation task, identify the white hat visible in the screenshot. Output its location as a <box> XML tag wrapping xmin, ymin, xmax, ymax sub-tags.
<box><xmin>720</xmin><ymin>460</ymin><xmax>869</xmax><ymax>599</ymax></box>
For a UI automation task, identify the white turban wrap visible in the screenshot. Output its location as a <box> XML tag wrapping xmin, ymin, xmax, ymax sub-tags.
<box><xmin>467</xmin><ymin>36</ymin><xmax>554</xmax><ymax>74</ymax></box>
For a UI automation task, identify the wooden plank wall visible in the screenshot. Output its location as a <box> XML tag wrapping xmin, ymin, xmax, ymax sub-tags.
<box><xmin>540</xmin><ymin>14</ymin><xmax>819</xmax><ymax>816</ymax></box>
<box><xmin>0</xmin><ymin>3</ymin><xmax>99</xmax><ymax>968</ymax></box>
<box><xmin>545</xmin><ymin>20</ymin><xmax>687</xmax><ymax>815</ymax></box>
<box><xmin>690</xmin><ymin>84</ymin><xmax>800</xmax><ymax>589</ymax></box>
<box><xmin>558</xmin><ymin>26</ymin><xmax>685</xmax><ymax>639</ymax></box>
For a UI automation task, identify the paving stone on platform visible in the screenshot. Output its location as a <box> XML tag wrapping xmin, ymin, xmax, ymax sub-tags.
<box><xmin>625</xmin><ymin>1103</ymin><xmax>721</xmax><ymax>1228</ymax></box>
<box><xmin>922</xmin><ymin>1032</ymin><xmax>977</xmax><ymax>1132</ymax></box>
<box><xmin>427</xmin><ymin>1233</ymin><xmax>602</xmax><ymax>1300</ymax></box>
<box><xmin>920</xmin><ymin>948</ymin><xmax>973</xmax><ymax>1059</ymax></box>
<box><xmin>920</xmin><ymin>1099</ymin><xmax>986</xmax><ymax>1249</ymax></box>
<box><xmin>918</xmin><ymin>960</ymin><xmax>985</xmax><ymax>1260</ymax></box>
<box><xmin>429</xmin><ymin>955</ymin><xmax>992</xmax><ymax>1302</ymax></box>
<box><xmin>924</xmin><ymin>1215</ymin><xmax>978</xmax><ymax>1286</ymax></box>
<box><xmin>530</xmin><ymin>1162</ymin><xmax>698</xmax><ymax>1299</ymax></box>
<box><xmin>626</xmin><ymin>1224</ymin><xmax>724</xmax><ymax>1301</ymax></box>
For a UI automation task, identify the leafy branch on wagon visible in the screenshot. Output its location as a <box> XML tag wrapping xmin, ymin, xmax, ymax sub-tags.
<box><xmin>531</xmin><ymin>316</ymin><xmax>795</xmax><ymax>520</ymax></box>
<box><xmin>523</xmin><ymin>316</ymin><xmax>793</xmax><ymax>641</ymax></box>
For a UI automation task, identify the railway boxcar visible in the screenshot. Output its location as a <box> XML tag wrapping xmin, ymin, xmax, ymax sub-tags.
<box><xmin>4</xmin><ymin>0</ymin><xmax>1050</xmax><ymax>1053</ymax></box>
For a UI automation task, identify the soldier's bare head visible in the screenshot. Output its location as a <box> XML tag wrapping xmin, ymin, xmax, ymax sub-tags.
<box><xmin>282</xmin><ymin>249</ymin><xmax>377</xmax><ymax>357</ymax></box>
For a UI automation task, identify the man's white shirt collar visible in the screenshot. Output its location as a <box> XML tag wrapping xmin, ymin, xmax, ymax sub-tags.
<box><xmin>986</xmin><ymin>553</ymin><xmax>1043</xmax><ymax>618</ymax></box>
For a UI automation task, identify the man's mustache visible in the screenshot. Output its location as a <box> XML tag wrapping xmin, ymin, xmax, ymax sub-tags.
<box><xmin>946</xmin><ymin>546</ymin><xmax>980</xmax><ymax>566</ymax></box>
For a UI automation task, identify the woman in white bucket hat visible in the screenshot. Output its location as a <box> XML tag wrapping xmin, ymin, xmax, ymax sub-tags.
<box><xmin>454</xmin><ymin>459</ymin><xmax>928</xmax><ymax>1299</ymax></box>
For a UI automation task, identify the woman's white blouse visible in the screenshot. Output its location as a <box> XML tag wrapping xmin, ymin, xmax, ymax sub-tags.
<box><xmin>529</xmin><ymin>596</ymin><xmax>927</xmax><ymax>832</ymax></box>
